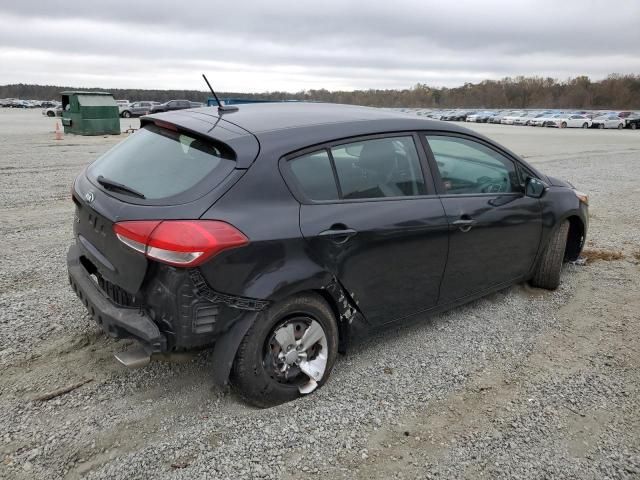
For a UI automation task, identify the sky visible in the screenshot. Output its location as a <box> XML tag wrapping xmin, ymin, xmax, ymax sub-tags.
<box><xmin>0</xmin><ymin>0</ymin><xmax>639</xmax><ymax>92</ymax></box>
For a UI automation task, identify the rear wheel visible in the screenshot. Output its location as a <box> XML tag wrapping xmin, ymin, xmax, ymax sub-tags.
<box><xmin>530</xmin><ymin>220</ymin><xmax>569</xmax><ymax>290</ymax></box>
<box><xmin>231</xmin><ymin>294</ymin><xmax>338</xmax><ymax>407</ymax></box>
<box><xmin>582</xmin><ymin>122</ymin><xmax>588</xmax><ymax>129</ymax></box>
<box><xmin>121</xmin><ymin>110</ymin><xmax>131</xmax><ymax>118</ymax></box>
<box><xmin>617</xmin><ymin>123</ymin><xmax>623</xmax><ymax>130</ymax></box>
<box><xmin>561</xmin><ymin>121</ymin><xmax>567</xmax><ymax>128</ymax></box>
<box><xmin>46</xmin><ymin>111</ymin><xmax>55</xmax><ymax>117</ymax></box>
<box><xmin>599</xmin><ymin>123</ymin><xmax>605</xmax><ymax>129</ymax></box>
<box><xmin>631</xmin><ymin>123</ymin><xmax>637</xmax><ymax>130</ymax></box>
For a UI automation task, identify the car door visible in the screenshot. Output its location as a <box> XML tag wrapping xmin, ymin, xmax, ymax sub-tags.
<box><xmin>283</xmin><ymin>134</ymin><xmax>450</xmax><ymax>325</ymax></box>
<box><xmin>571</xmin><ymin>115</ymin><xmax>585</xmax><ymax>127</ymax></box>
<box><xmin>422</xmin><ymin>133</ymin><xmax>543</xmax><ymax>303</ymax></box>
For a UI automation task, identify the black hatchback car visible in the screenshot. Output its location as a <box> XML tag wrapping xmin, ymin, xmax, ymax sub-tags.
<box><xmin>68</xmin><ymin>103</ymin><xmax>588</xmax><ymax>406</ymax></box>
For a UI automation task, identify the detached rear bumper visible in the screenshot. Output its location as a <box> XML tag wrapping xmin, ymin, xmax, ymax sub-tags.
<box><xmin>67</xmin><ymin>244</ymin><xmax>167</xmax><ymax>354</ymax></box>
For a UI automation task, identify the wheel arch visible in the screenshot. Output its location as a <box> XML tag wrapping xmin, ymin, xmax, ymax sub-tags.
<box><xmin>565</xmin><ymin>215</ymin><xmax>586</xmax><ymax>261</ymax></box>
<box><xmin>209</xmin><ymin>274</ymin><xmax>363</xmax><ymax>388</ymax></box>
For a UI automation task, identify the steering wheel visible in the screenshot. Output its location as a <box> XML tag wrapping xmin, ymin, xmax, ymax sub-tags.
<box><xmin>477</xmin><ymin>177</ymin><xmax>506</xmax><ymax>193</ymax></box>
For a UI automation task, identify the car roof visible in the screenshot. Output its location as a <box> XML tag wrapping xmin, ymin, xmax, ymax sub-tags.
<box><xmin>189</xmin><ymin>102</ymin><xmax>456</xmax><ymax>133</ymax></box>
<box><xmin>144</xmin><ymin>102</ymin><xmax>508</xmax><ymax>168</ymax></box>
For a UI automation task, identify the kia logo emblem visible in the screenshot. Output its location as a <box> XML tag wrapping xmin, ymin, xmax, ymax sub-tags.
<box><xmin>85</xmin><ymin>192</ymin><xmax>95</xmax><ymax>203</ymax></box>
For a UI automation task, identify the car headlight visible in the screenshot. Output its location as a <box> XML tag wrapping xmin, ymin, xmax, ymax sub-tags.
<box><xmin>573</xmin><ymin>189</ymin><xmax>589</xmax><ymax>205</ymax></box>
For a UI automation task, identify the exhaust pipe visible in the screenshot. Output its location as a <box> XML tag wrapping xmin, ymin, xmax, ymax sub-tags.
<box><xmin>114</xmin><ymin>346</ymin><xmax>151</xmax><ymax>368</ymax></box>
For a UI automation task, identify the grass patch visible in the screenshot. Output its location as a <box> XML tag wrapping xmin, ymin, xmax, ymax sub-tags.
<box><xmin>581</xmin><ymin>248</ymin><xmax>625</xmax><ymax>263</ymax></box>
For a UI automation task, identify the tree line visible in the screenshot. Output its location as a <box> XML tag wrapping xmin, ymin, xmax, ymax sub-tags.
<box><xmin>2</xmin><ymin>74</ymin><xmax>639</xmax><ymax>109</ymax></box>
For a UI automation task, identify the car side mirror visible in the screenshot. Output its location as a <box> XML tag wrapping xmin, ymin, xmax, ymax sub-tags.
<box><xmin>525</xmin><ymin>177</ymin><xmax>548</xmax><ymax>198</ymax></box>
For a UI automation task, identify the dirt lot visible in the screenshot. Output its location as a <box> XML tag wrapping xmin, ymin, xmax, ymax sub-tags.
<box><xmin>0</xmin><ymin>109</ymin><xmax>639</xmax><ymax>480</ymax></box>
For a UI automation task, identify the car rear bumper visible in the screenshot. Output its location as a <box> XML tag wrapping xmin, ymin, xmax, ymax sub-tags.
<box><xmin>67</xmin><ymin>244</ymin><xmax>168</xmax><ymax>354</ymax></box>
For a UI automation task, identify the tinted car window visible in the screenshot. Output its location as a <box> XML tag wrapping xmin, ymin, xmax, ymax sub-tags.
<box><xmin>289</xmin><ymin>150</ymin><xmax>339</xmax><ymax>201</ymax></box>
<box><xmin>331</xmin><ymin>136</ymin><xmax>425</xmax><ymax>199</ymax></box>
<box><xmin>88</xmin><ymin>124</ymin><xmax>235</xmax><ymax>200</ymax></box>
<box><xmin>426</xmin><ymin>135</ymin><xmax>519</xmax><ymax>194</ymax></box>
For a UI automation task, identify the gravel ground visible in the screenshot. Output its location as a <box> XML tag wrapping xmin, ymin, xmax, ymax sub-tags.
<box><xmin>0</xmin><ymin>109</ymin><xmax>639</xmax><ymax>479</ymax></box>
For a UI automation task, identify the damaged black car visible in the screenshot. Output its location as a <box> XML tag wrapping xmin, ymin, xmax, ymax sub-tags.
<box><xmin>67</xmin><ymin>103</ymin><xmax>588</xmax><ymax>407</ymax></box>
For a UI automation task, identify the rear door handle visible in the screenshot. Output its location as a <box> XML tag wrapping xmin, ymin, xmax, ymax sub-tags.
<box><xmin>452</xmin><ymin>218</ymin><xmax>476</xmax><ymax>232</ymax></box>
<box><xmin>318</xmin><ymin>227</ymin><xmax>358</xmax><ymax>244</ymax></box>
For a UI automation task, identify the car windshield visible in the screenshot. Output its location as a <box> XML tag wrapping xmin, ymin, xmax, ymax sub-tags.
<box><xmin>88</xmin><ymin>124</ymin><xmax>236</xmax><ymax>200</ymax></box>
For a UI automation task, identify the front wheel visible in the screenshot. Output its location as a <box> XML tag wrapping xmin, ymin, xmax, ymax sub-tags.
<box><xmin>631</xmin><ymin>123</ymin><xmax>637</xmax><ymax>130</ymax></box>
<box><xmin>530</xmin><ymin>221</ymin><xmax>569</xmax><ymax>290</ymax></box>
<box><xmin>231</xmin><ymin>294</ymin><xmax>339</xmax><ymax>407</ymax></box>
<box><xmin>582</xmin><ymin>122</ymin><xmax>589</xmax><ymax>129</ymax></box>
<box><xmin>617</xmin><ymin>123</ymin><xmax>623</xmax><ymax>130</ymax></box>
<box><xmin>121</xmin><ymin>110</ymin><xmax>131</xmax><ymax>118</ymax></box>
<box><xmin>560</xmin><ymin>121</ymin><xmax>567</xmax><ymax>128</ymax></box>
<box><xmin>46</xmin><ymin>111</ymin><xmax>55</xmax><ymax>117</ymax></box>
<box><xmin>598</xmin><ymin>123</ymin><xmax>605</xmax><ymax>129</ymax></box>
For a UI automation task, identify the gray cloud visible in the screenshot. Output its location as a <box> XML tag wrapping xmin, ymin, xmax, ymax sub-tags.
<box><xmin>1</xmin><ymin>0</ymin><xmax>638</xmax><ymax>92</ymax></box>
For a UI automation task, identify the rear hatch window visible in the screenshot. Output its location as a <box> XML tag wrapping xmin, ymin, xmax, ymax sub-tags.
<box><xmin>88</xmin><ymin>124</ymin><xmax>236</xmax><ymax>201</ymax></box>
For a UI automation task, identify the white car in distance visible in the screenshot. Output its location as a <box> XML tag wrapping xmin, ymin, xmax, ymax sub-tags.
<box><xmin>549</xmin><ymin>114</ymin><xmax>592</xmax><ymax>128</ymax></box>
<box><xmin>530</xmin><ymin>113</ymin><xmax>564</xmax><ymax>127</ymax></box>
<box><xmin>501</xmin><ymin>112</ymin><xmax>526</xmax><ymax>125</ymax></box>
<box><xmin>115</xmin><ymin>99</ymin><xmax>131</xmax><ymax>117</ymax></box>
<box><xmin>592</xmin><ymin>115</ymin><xmax>625</xmax><ymax>129</ymax></box>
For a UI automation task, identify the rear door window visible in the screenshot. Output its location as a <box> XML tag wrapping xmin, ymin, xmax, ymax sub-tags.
<box><xmin>285</xmin><ymin>135</ymin><xmax>428</xmax><ymax>202</ymax></box>
<box><xmin>88</xmin><ymin>124</ymin><xmax>235</xmax><ymax>200</ymax></box>
<box><xmin>331</xmin><ymin>136</ymin><xmax>426</xmax><ymax>199</ymax></box>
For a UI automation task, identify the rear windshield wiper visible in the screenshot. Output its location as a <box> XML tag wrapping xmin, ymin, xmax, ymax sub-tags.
<box><xmin>96</xmin><ymin>175</ymin><xmax>146</xmax><ymax>199</ymax></box>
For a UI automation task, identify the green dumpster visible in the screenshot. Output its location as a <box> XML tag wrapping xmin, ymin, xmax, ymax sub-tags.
<box><xmin>61</xmin><ymin>91</ymin><xmax>120</xmax><ymax>135</ymax></box>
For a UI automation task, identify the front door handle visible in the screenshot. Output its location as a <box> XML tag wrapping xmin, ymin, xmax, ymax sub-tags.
<box><xmin>318</xmin><ymin>227</ymin><xmax>358</xmax><ymax>244</ymax></box>
<box><xmin>452</xmin><ymin>218</ymin><xmax>476</xmax><ymax>232</ymax></box>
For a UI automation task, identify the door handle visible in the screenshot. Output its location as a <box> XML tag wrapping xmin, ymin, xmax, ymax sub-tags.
<box><xmin>452</xmin><ymin>218</ymin><xmax>476</xmax><ymax>232</ymax></box>
<box><xmin>318</xmin><ymin>227</ymin><xmax>358</xmax><ymax>244</ymax></box>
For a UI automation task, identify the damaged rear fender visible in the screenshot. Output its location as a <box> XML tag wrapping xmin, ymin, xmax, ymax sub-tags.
<box><xmin>209</xmin><ymin>274</ymin><xmax>365</xmax><ymax>386</ymax></box>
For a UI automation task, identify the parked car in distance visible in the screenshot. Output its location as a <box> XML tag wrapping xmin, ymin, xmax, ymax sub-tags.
<box><xmin>529</xmin><ymin>113</ymin><xmax>561</xmax><ymax>127</ymax></box>
<box><xmin>428</xmin><ymin>110</ymin><xmax>448</xmax><ymax>120</ymax></box>
<box><xmin>624</xmin><ymin>115</ymin><xmax>640</xmax><ymax>130</ymax></box>
<box><xmin>42</xmin><ymin>105</ymin><xmax>63</xmax><ymax>117</ymax></box>
<box><xmin>67</xmin><ymin>103</ymin><xmax>588</xmax><ymax>407</ymax></box>
<box><xmin>592</xmin><ymin>115</ymin><xmax>625</xmax><ymax>129</ymax></box>
<box><xmin>466</xmin><ymin>111</ymin><xmax>495</xmax><ymax>123</ymax></box>
<box><xmin>148</xmin><ymin>100</ymin><xmax>193</xmax><ymax>114</ymax></box>
<box><xmin>513</xmin><ymin>112</ymin><xmax>544</xmax><ymax>126</ymax></box>
<box><xmin>115</xmin><ymin>100</ymin><xmax>131</xmax><ymax>117</ymax></box>
<box><xmin>548</xmin><ymin>114</ymin><xmax>592</xmax><ymax>128</ymax></box>
<box><xmin>121</xmin><ymin>101</ymin><xmax>160</xmax><ymax>118</ymax></box>
<box><xmin>502</xmin><ymin>112</ymin><xmax>527</xmax><ymax>125</ymax></box>
<box><xmin>488</xmin><ymin>111</ymin><xmax>511</xmax><ymax>124</ymax></box>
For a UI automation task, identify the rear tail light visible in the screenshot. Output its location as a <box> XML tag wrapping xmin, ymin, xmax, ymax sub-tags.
<box><xmin>113</xmin><ymin>220</ymin><xmax>248</xmax><ymax>267</ymax></box>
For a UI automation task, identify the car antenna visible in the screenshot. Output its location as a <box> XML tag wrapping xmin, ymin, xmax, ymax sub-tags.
<box><xmin>202</xmin><ymin>74</ymin><xmax>238</xmax><ymax>113</ymax></box>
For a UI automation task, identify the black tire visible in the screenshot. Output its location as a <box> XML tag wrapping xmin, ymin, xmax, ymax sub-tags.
<box><xmin>561</xmin><ymin>121</ymin><xmax>567</xmax><ymax>129</ymax></box>
<box><xmin>631</xmin><ymin>123</ymin><xmax>637</xmax><ymax>130</ymax></box>
<box><xmin>530</xmin><ymin>220</ymin><xmax>569</xmax><ymax>290</ymax></box>
<box><xmin>46</xmin><ymin>111</ymin><xmax>55</xmax><ymax>117</ymax></box>
<box><xmin>582</xmin><ymin>122</ymin><xmax>588</xmax><ymax>129</ymax></box>
<box><xmin>617</xmin><ymin>123</ymin><xmax>623</xmax><ymax>130</ymax></box>
<box><xmin>231</xmin><ymin>293</ymin><xmax>339</xmax><ymax>408</ymax></box>
<box><xmin>598</xmin><ymin>123</ymin><xmax>605</xmax><ymax>129</ymax></box>
<box><xmin>121</xmin><ymin>110</ymin><xmax>131</xmax><ymax>118</ymax></box>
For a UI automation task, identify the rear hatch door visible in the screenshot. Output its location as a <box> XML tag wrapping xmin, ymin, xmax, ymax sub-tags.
<box><xmin>73</xmin><ymin>117</ymin><xmax>258</xmax><ymax>294</ymax></box>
